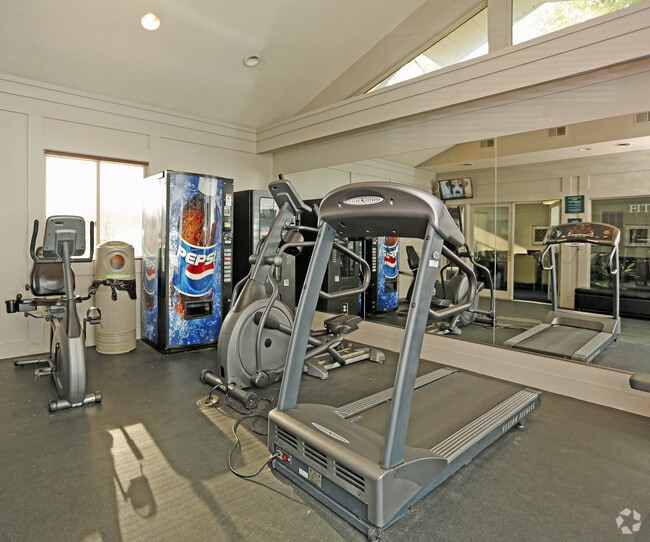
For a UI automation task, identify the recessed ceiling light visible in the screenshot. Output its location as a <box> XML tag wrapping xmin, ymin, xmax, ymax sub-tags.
<box><xmin>141</xmin><ymin>13</ymin><xmax>161</xmax><ymax>31</ymax></box>
<box><xmin>243</xmin><ymin>54</ymin><xmax>261</xmax><ymax>68</ymax></box>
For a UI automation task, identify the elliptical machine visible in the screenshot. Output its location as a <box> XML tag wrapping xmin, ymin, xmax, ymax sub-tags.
<box><xmin>201</xmin><ymin>178</ymin><xmax>382</xmax><ymax>399</ymax></box>
<box><xmin>435</xmin><ymin>242</ymin><xmax>495</xmax><ymax>335</ymax></box>
<box><xmin>405</xmin><ymin>205</ymin><xmax>495</xmax><ymax>335</ymax></box>
<box><xmin>6</xmin><ymin>216</ymin><xmax>102</xmax><ymax>412</ymax></box>
<box><xmin>405</xmin><ymin>243</ymin><xmax>495</xmax><ymax>335</ymax></box>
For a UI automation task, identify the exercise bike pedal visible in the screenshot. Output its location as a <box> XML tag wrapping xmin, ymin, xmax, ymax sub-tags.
<box><xmin>251</xmin><ymin>369</ymin><xmax>282</xmax><ymax>389</ymax></box>
<box><xmin>85</xmin><ymin>307</ymin><xmax>102</xmax><ymax>325</ymax></box>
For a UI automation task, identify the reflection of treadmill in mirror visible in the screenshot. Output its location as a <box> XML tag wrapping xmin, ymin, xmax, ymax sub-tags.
<box><xmin>504</xmin><ymin>222</ymin><xmax>621</xmax><ymax>363</ymax></box>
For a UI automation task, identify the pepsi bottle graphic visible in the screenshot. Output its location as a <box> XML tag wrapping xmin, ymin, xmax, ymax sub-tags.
<box><xmin>175</xmin><ymin>177</ymin><xmax>219</xmax><ymax>319</ymax></box>
<box><xmin>382</xmin><ymin>236</ymin><xmax>399</xmax><ymax>282</ymax></box>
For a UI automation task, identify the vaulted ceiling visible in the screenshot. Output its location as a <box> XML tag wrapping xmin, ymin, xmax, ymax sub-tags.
<box><xmin>0</xmin><ymin>0</ymin><xmax>433</xmax><ymax>130</ymax></box>
<box><xmin>2</xmin><ymin>1</ymin><xmax>649</xmax><ymax>171</ymax></box>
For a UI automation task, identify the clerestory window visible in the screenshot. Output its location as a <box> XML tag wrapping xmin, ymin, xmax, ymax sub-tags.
<box><xmin>368</xmin><ymin>0</ymin><xmax>643</xmax><ymax>93</ymax></box>
<box><xmin>369</xmin><ymin>7</ymin><xmax>488</xmax><ymax>92</ymax></box>
<box><xmin>513</xmin><ymin>0</ymin><xmax>645</xmax><ymax>45</ymax></box>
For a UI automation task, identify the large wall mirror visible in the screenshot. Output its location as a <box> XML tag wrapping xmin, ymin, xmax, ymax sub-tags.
<box><xmin>284</xmin><ymin>106</ymin><xmax>650</xmax><ymax>377</ymax></box>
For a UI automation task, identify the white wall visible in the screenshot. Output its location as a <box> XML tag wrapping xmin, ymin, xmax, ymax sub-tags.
<box><xmin>0</xmin><ymin>76</ymin><xmax>273</xmax><ymax>359</ymax></box>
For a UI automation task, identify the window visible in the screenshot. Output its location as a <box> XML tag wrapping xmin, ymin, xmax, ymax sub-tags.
<box><xmin>513</xmin><ymin>0</ymin><xmax>645</xmax><ymax>45</ymax></box>
<box><xmin>368</xmin><ymin>7</ymin><xmax>488</xmax><ymax>92</ymax></box>
<box><xmin>45</xmin><ymin>153</ymin><xmax>146</xmax><ymax>258</ymax></box>
<box><xmin>368</xmin><ymin>0</ymin><xmax>643</xmax><ymax>93</ymax></box>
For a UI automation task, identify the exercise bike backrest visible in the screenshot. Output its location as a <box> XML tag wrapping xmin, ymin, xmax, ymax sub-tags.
<box><xmin>28</xmin><ymin>216</ymin><xmax>95</xmax><ymax>297</ymax></box>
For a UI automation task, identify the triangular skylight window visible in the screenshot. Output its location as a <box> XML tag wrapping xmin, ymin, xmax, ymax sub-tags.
<box><xmin>368</xmin><ymin>7</ymin><xmax>488</xmax><ymax>93</ymax></box>
<box><xmin>368</xmin><ymin>0</ymin><xmax>644</xmax><ymax>93</ymax></box>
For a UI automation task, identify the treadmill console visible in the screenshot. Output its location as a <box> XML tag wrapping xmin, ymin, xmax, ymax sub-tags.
<box><xmin>545</xmin><ymin>222</ymin><xmax>620</xmax><ymax>246</ymax></box>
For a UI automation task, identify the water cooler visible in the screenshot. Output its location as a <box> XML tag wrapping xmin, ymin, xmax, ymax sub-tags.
<box><xmin>93</xmin><ymin>241</ymin><xmax>137</xmax><ymax>354</ymax></box>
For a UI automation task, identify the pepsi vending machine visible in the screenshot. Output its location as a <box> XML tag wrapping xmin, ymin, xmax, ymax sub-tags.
<box><xmin>142</xmin><ymin>170</ymin><xmax>234</xmax><ymax>352</ymax></box>
<box><xmin>364</xmin><ymin>236</ymin><xmax>400</xmax><ymax>313</ymax></box>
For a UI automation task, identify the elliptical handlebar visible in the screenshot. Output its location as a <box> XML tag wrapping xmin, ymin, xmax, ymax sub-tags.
<box><xmin>269</xmin><ymin>177</ymin><xmax>311</xmax><ymax>217</ymax></box>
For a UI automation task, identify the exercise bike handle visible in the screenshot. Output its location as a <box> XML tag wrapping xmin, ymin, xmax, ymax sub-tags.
<box><xmin>427</xmin><ymin>245</ymin><xmax>478</xmax><ymax>321</ymax></box>
<box><xmin>29</xmin><ymin>219</ymin><xmax>39</xmax><ymax>261</ymax></box>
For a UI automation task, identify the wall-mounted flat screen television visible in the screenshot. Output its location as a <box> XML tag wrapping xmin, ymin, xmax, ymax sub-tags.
<box><xmin>438</xmin><ymin>177</ymin><xmax>473</xmax><ymax>201</ymax></box>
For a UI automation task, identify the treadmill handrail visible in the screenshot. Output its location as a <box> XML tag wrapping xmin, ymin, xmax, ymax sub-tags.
<box><xmin>318</xmin><ymin>181</ymin><xmax>464</xmax><ymax>247</ymax></box>
<box><xmin>540</xmin><ymin>244</ymin><xmax>554</xmax><ymax>271</ymax></box>
<box><xmin>608</xmin><ymin>246</ymin><xmax>619</xmax><ymax>276</ymax></box>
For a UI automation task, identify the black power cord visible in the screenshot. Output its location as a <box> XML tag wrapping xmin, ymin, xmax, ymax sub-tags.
<box><xmin>203</xmin><ymin>392</ymin><xmax>278</xmax><ymax>479</ymax></box>
<box><xmin>228</xmin><ymin>413</ymin><xmax>281</xmax><ymax>479</ymax></box>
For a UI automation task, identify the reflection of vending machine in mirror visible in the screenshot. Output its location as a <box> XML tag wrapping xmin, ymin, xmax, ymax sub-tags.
<box><xmin>365</xmin><ymin>236</ymin><xmax>399</xmax><ymax>313</ymax></box>
<box><xmin>141</xmin><ymin>171</ymin><xmax>234</xmax><ymax>353</ymax></box>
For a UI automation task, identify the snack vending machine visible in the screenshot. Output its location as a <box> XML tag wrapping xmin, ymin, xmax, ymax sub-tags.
<box><xmin>296</xmin><ymin>199</ymin><xmax>363</xmax><ymax>315</ymax></box>
<box><xmin>233</xmin><ymin>190</ymin><xmax>296</xmax><ymax>308</ymax></box>
<box><xmin>142</xmin><ymin>170</ymin><xmax>234</xmax><ymax>352</ymax></box>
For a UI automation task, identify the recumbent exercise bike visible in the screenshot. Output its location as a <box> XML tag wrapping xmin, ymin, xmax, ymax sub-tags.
<box><xmin>6</xmin><ymin>216</ymin><xmax>102</xmax><ymax>412</ymax></box>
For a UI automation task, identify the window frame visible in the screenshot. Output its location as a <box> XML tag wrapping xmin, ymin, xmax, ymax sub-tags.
<box><xmin>44</xmin><ymin>151</ymin><xmax>148</xmax><ymax>259</ymax></box>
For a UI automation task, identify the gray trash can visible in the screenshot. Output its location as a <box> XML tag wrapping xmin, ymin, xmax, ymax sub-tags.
<box><xmin>93</xmin><ymin>241</ymin><xmax>137</xmax><ymax>354</ymax></box>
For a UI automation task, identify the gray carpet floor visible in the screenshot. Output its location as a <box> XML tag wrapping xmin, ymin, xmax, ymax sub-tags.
<box><xmin>1</xmin><ymin>330</ymin><xmax>648</xmax><ymax>541</ymax></box>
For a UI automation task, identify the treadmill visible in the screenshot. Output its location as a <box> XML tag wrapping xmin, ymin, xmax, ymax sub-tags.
<box><xmin>267</xmin><ymin>182</ymin><xmax>541</xmax><ymax>540</ymax></box>
<box><xmin>504</xmin><ymin>222</ymin><xmax>621</xmax><ymax>363</ymax></box>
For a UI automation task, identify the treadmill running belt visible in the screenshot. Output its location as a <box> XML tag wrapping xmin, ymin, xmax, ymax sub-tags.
<box><xmin>512</xmin><ymin>325</ymin><xmax>601</xmax><ymax>358</ymax></box>
<box><xmin>353</xmin><ymin>371</ymin><xmax>521</xmax><ymax>450</ymax></box>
